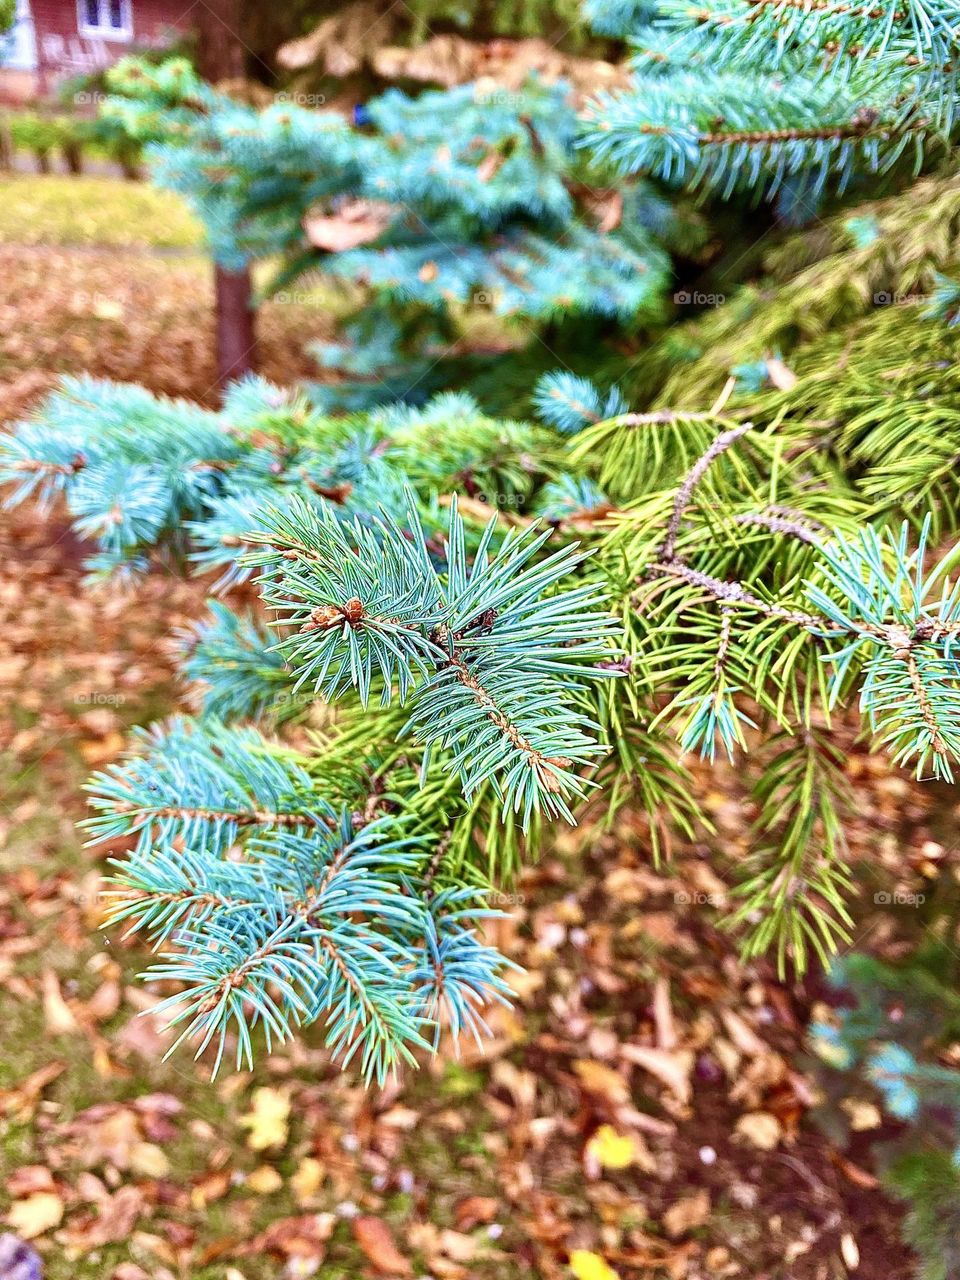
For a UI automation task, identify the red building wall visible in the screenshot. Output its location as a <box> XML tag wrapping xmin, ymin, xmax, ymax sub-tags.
<box><xmin>31</xmin><ymin>0</ymin><xmax>190</xmax><ymax>95</ymax></box>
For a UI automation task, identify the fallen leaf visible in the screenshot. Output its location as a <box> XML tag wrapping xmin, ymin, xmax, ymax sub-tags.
<box><xmin>129</xmin><ymin>1142</ymin><xmax>170</xmax><ymax>1178</ymax></box>
<box><xmin>841</xmin><ymin>1098</ymin><xmax>882</xmax><ymax>1131</ymax></box>
<box><xmin>719</xmin><ymin>1009</ymin><xmax>767</xmax><ymax>1057</ymax></box>
<box><xmin>61</xmin><ymin>1186</ymin><xmax>143</xmax><ymax>1250</ymax></box>
<box><xmin>303</xmin><ymin>200</ymin><xmax>391</xmax><ymax>251</ymax></box>
<box><xmin>438</xmin><ymin>1228</ymin><xmax>478</xmax><ymax>1262</ymax></box>
<box><xmin>585</xmin><ymin>1124</ymin><xmax>653</xmax><ymax>1171</ymax></box>
<box><xmin>573</xmin><ymin>1059</ymin><xmax>630</xmax><ymax>1104</ymax></box>
<box><xmin>237</xmin><ymin>1212</ymin><xmax>335</xmax><ymax>1260</ymax></box>
<box><xmin>239</xmin><ymin>1087</ymin><xmax>290</xmax><ymax>1151</ymax></box>
<box><xmin>621</xmin><ymin>1045</ymin><xmax>694</xmax><ymax>1104</ymax></box>
<box><xmin>5</xmin><ymin>1168</ymin><xmax>56</xmax><ymax>1198</ymax></box>
<box><xmin>7</xmin><ymin>1193</ymin><xmax>64</xmax><ymax>1239</ymax></box>
<box><xmin>662</xmin><ymin>1189</ymin><xmax>710</xmax><ymax>1238</ymax></box>
<box><xmin>734</xmin><ymin>1111</ymin><xmax>782</xmax><ymax>1150</ymax></box>
<box><xmin>0</xmin><ymin>1062</ymin><xmax>65</xmax><ymax>1122</ymax></box>
<box><xmin>247</xmin><ymin>1165</ymin><xmax>282</xmax><ymax>1194</ymax></box>
<box><xmin>653</xmin><ymin>977</ymin><xmax>678</xmax><ymax>1050</ymax></box>
<box><xmin>569</xmin><ymin>1249</ymin><xmax>620</xmax><ymax>1280</ymax></box>
<box><xmin>42</xmin><ymin>968</ymin><xmax>79</xmax><ymax>1034</ymax></box>
<box><xmin>353</xmin><ymin>1216</ymin><xmax>412</xmax><ymax>1275</ymax></box>
<box><xmin>290</xmin><ymin>1156</ymin><xmax>324</xmax><ymax>1204</ymax></box>
<box><xmin>78</xmin><ymin>730</ymin><xmax>126</xmax><ymax>764</ymax></box>
<box><xmin>454</xmin><ymin>1196</ymin><xmax>499</xmax><ymax>1230</ymax></box>
<box><xmin>191</xmin><ymin>1168</ymin><xmax>232</xmax><ymax>1209</ymax></box>
<box><xmin>841</xmin><ymin>1232</ymin><xmax>860</xmax><ymax>1271</ymax></box>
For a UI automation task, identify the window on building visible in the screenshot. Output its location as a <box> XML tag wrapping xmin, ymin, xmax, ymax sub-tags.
<box><xmin>77</xmin><ymin>0</ymin><xmax>133</xmax><ymax>41</ymax></box>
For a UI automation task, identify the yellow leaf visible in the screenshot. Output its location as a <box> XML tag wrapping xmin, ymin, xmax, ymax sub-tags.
<box><xmin>8</xmin><ymin>1192</ymin><xmax>64</xmax><ymax>1239</ymax></box>
<box><xmin>130</xmin><ymin>1142</ymin><xmax>170</xmax><ymax>1177</ymax></box>
<box><xmin>586</xmin><ymin>1124</ymin><xmax>646</xmax><ymax>1170</ymax></box>
<box><xmin>734</xmin><ymin>1111</ymin><xmax>782</xmax><ymax>1150</ymax></box>
<box><xmin>247</xmin><ymin>1165</ymin><xmax>282</xmax><ymax>1194</ymax></box>
<box><xmin>290</xmin><ymin>1156</ymin><xmax>324</xmax><ymax>1204</ymax></box>
<box><xmin>239</xmin><ymin>1087</ymin><xmax>290</xmax><ymax>1151</ymax></box>
<box><xmin>569</xmin><ymin>1249</ymin><xmax>620</xmax><ymax>1280</ymax></box>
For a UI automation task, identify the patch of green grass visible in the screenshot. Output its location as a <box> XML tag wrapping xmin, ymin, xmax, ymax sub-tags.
<box><xmin>0</xmin><ymin>174</ymin><xmax>204</xmax><ymax>249</ymax></box>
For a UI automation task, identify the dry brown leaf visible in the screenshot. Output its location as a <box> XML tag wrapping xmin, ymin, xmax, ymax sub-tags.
<box><xmin>662</xmin><ymin>1189</ymin><xmax>710</xmax><ymax>1238</ymax></box>
<box><xmin>620</xmin><ymin>1045</ymin><xmax>694</xmax><ymax>1105</ymax></box>
<box><xmin>86</xmin><ymin>978</ymin><xmax>121</xmax><ymax>1022</ymax></box>
<box><xmin>61</xmin><ymin>1186</ymin><xmax>144</xmax><ymax>1251</ymax></box>
<box><xmin>5</xmin><ymin>1166</ymin><xmax>56</xmax><ymax>1198</ymax></box>
<box><xmin>454</xmin><ymin>1196</ymin><xmax>499</xmax><ymax>1230</ymax></box>
<box><xmin>353</xmin><ymin>1216</ymin><xmax>413</xmax><ymax>1275</ymax></box>
<box><xmin>719</xmin><ymin>1009</ymin><xmax>767</xmax><ymax>1057</ymax></box>
<box><xmin>438</xmin><ymin>1229</ymin><xmax>479</xmax><ymax>1262</ymax></box>
<box><xmin>191</xmin><ymin>1168</ymin><xmax>232</xmax><ymax>1209</ymax></box>
<box><xmin>0</xmin><ymin>1061</ymin><xmax>65</xmax><ymax>1121</ymax></box>
<box><xmin>653</xmin><ymin>977</ymin><xmax>678</xmax><ymax>1050</ymax></box>
<box><xmin>303</xmin><ymin>201</ymin><xmax>392</xmax><ymax>252</ymax></box>
<box><xmin>42</xmin><ymin>968</ymin><xmax>79</xmax><ymax>1034</ymax></box>
<box><xmin>573</xmin><ymin>1058</ymin><xmax>630</xmax><ymax>1105</ymax></box>
<box><xmin>240</xmin><ymin>1212</ymin><xmax>335</xmax><ymax>1259</ymax></box>
<box><xmin>78</xmin><ymin>730</ymin><xmax>126</xmax><ymax>764</ymax></box>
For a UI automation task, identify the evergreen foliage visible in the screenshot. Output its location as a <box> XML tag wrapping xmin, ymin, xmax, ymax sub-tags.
<box><xmin>580</xmin><ymin>0</ymin><xmax>960</xmax><ymax>207</ymax></box>
<box><xmin>11</xmin><ymin>0</ymin><xmax>960</xmax><ymax>1088</ymax></box>
<box><xmin>98</xmin><ymin>56</ymin><xmax>678</xmax><ymax>408</ymax></box>
<box><xmin>811</xmin><ymin>950</ymin><xmax>960</xmax><ymax>1280</ymax></box>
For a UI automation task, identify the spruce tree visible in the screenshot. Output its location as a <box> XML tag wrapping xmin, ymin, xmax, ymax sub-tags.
<box><xmin>7</xmin><ymin>1</ymin><xmax>960</xmax><ymax>1080</ymax></box>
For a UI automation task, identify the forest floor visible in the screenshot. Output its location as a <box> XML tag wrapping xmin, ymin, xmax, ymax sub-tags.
<box><xmin>0</xmin><ymin>174</ymin><xmax>944</xmax><ymax>1280</ymax></box>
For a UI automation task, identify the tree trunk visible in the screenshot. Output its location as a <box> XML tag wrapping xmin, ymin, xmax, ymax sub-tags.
<box><xmin>195</xmin><ymin>0</ymin><xmax>258</xmax><ymax>390</ymax></box>
<box><xmin>62</xmin><ymin>142</ymin><xmax>83</xmax><ymax>175</ymax></box>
